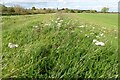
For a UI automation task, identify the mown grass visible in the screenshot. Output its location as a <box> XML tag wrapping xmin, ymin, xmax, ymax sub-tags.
<box><xmin>77</xmin><ymin>13</ymin><xmax>118</xmax><ymax>29</ymax></box>
<box><xmin>2</xmin><ymin>13</ymin><xmax>118</xmax><ymax>78</ymax></box>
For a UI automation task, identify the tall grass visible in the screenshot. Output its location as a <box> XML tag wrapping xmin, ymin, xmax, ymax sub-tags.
<box><xmin>2</xmin><ymin>13</ymin><xmax>118</xmax><ymax>78</ymax></box>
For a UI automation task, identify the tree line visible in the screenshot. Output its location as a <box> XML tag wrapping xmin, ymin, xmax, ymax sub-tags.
<box><xmin>0</xmin><ymin>4</ymin><xmax>110</xmax><ymax>15</ymax></box>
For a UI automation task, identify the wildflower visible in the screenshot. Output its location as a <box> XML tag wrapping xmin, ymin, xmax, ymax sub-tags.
<box><xmin>45</xmin><ymin>24</ymin><xmax>50</xmax><ymax>26</ymax></box>
<box><xmin>100</xmin><ymin>33</ymin><xmax>104</xmax><ymax>36</ymax></box>
<box><xmin>92</xmin><ymin>27</ymin><xmax>95</xmax><ymax>29</ymax></box>
<box><xmin>87</xmin><ymin>36</ymin><xmax>90</xmax><ymax>38</ymax></box>
<box><xmin>93</xmin><ymin>39</ymin><xmax>105</xmax><ymax>46</ymax></box>
<box><xmin>8</xmin><ymin>43</ymin><xmax>19</xmax><ymax>48</ymax></box>
<box><xmin>78</xmin><ymin>25</ymin><xmax>84</xmax><ymax>28</ymax></box>
<box><xmin>84</xmin><ymin>34</ymin><xmax>89</xmax><ymax>37</ymax></box>
<box><xmin>60</xmin><ymin>20</ymin><xmax>63</xmax><ymax>22</ymax></box>
<box><xmin>57</xmin><ymin>18</ymin><xmax>60</xmax><ymax>20</ymax></box>
<box><xmin>80</xmin><ymin>31</ymin><xmax>83</xmax><ymax>33</ymax></box>
<box><xmin>95</xmin><ymin>42</ymin><xmax>105</xmax><ymax>46</ymax></box>
<box><xmin>57</xmin><ymin>23</ymin><xmax>61</xmax><ymax>26</ymax></box>
<box><xmin>55</xmin><ymin>21</ymin><xmax>58</xmax><ymax>23</ymax></box>
<box><xmin>93</xmin><ymin>39</ymin><xmax>99</xmax><ymax>43</ymax></box>
<box><xmin>33</xmin><ymin>26</ymin><xmax>38</xmax><ymax>28</ymax></box>
<box><xmin>96</xmin><ymin>36</ymin><xmax>99</xmax><ymax>38</ymax></box>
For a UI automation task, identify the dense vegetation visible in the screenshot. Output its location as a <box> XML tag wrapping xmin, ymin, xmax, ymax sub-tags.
<box><xmin>2</xmin><ymin>13</ymin><xmax>118</xmax><ymax>78</ymax></box>
<box><xmin>1</xmin><ymin>4</ymin><xmax>100</xmax><ymax>15</ymax></box>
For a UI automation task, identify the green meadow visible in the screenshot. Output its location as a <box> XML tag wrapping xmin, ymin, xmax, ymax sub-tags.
<box><xmin>2</xmin><ymin>13</ymin><xmax>118</xmax><ymax>78</ymax></box>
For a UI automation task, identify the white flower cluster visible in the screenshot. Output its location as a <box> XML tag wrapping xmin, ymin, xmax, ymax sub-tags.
<box><xmin>8</xmin><ymin>43</ymin><xmax>19</xmax><ymax>48</ymax></box>
<box><xmin>33</xmin><ymin>26</ymin><xmax>38</xmax><ymax>28</ymax></box>
<box><xmin>78</xmin><ymin>25</ymin><xmax>85</xmax><ymax>28</ymax></box>
<box><xmin>93</xmin><ymin>39</ymin><xmax>105</xmax><ymax>46</ymax></box>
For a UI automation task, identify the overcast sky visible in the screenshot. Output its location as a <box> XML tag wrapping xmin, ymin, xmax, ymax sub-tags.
<box><xmin>1</xmin><ymin>0</ymin><xmax>120</xmax><ymax>12</ymax></box>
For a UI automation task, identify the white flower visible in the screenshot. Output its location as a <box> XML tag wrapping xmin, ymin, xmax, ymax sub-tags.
<box><xmin>55</xmin><ymin>21</ymin><xmax>58</xmax><ymax>23</ymax></box>
<box><xmin>78</xmin><ymin>25</ymin><xmax>84</xmax><ymax>28</ymax></box>
<box><xmin>85</xmin><ymin>34</ymin><xmax>89</xmax><ymax>38</ymax></box>
<box><xmin>8</xmin><ymin>43</ymin><xmax>19</xmax><ymax>48</ymax></box>
<box><xmin>92</xmin><ymin>27</ymin><xmax>95</xmax><ymax>29</ymax></box>
<box><xmin>96</xmin><ymin>36</ymin><xmax>99</xmax><ymax>38</ymax></box>
<box><xmin>87</xmin><ymin>36</ymin><xmax>89</xmax><ymax>38</ymax></box>
<box><xmin>95</xmin><ymin>42</ymin><xmax>105</xmax><ymax>46</ymax></box>
<box><xmin>80</xmin><ymin>31</ymin><xmax>83</xmax><ymax>33</ymax></box>
<box><xmin>60</xmin><ymin>20</ymin><xmax>63</xmax><ymax>22</ymax></box>
<box><xmin>100</xmin><ymin>33</ymin><xmax>104</xmax><ymax>36</ymax></box>
<box><xmin>93</xmin><ymin>39</ymin><xmax>99</xmax><ymax>43</ymax></box>
<box><xmin>45</xmin><ymin>24</ymin><xmax>50</xmax><ymax>26</ymax></box>
<box><xmin>15</xmin><ymin>44</ymin><xmax>19</xmax><ymax>47</ymax></box>
<box><xmin>33</xmin><ymin>26</ymin><xmax>38</xmax><ymax>28</ymax></box>
<box><xmin>57</xmin><ymin>18</ymin><xmax>60</xmax><ymax>20</ymax></box>
<box><xmin>93</xmin><ymin>39</ymin><xmax>105</xmax><ymax>46</ymax></box>
<box><xmin>57</xmin><ymin>23</ymin><xmax>61</xmax><ymax>26</ymax></box>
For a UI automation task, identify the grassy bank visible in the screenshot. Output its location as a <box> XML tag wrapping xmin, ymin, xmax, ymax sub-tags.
<box><xmin>2</xmin><ymin>13</ymin><xmax>118</xmax><ymax>78</ymax></box>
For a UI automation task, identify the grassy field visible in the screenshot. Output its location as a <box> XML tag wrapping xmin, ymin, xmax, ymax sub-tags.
<box><xmin>2</xmin><ymin>13</ymin><xmax>118</xmax><ymax>78</ymax></box>
<box><xmin>77</xmin><ymin>13</ymin><xmax>118</xmax><ymax>29</ymax></box>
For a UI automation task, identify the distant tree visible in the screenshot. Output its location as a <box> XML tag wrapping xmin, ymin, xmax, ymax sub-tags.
<box><xmin>0</xmin><ymin>4</ymin><xmax>7</xmax><ymax>12</ymax></box>
<box><xmin>64</xmin><ymin>8</ymin><xmax>69</xmax><ymax>13</ymax></box>
<box><xmin>77</xmin><ymin>10</ymin><xmax>82</xmax><ymax>13</ymax></box>
<box><xmin>7</xmin><ymin>7</ymin><xmax>15</xmax><ymax>13</ymax></box>
<box><xmin>90</xmin><ymin>10</ymin><xmax>97</xmax><ymax>13</ymax></box>
<box><xmin>32</xmin><ymin>6</ymin><xmax>36</xmax><ymax>10</ymax></box>
<box><xmin>101</xmin><ymin>7</ymin><xmax>109</xmax><ymax>13</ymax></box>
<box><xmin>43</xmin><ymin>8</ymin><xmax>46</xmax><ymax>10</ymax></box>
<box><xmin>46</xmin><ymin>8</ymin><xmax>52</xmax><ymax>13</ymax></box>
<box><xmin>14</xmin><ymin>5</ymin><xmax>26</xmax><ymax>14</ymax></box>
<box><xmin>70</xmin><ymin>10</ymin><xmax>75</xmax><ymax>13</ymax></box>
<box><xmin>61</xmin><ymin>8</ymin><xmax>65</xmax><ymax>10</ymax></box>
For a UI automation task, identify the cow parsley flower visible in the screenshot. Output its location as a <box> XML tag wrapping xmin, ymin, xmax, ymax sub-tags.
<box><xmin>80</xmin><ymin>31</ymin><xmax>83</xmax><ymax>33</ymax></box>
<box><xmin>33</xmin><ymin>26</ymin><xmax>38</xmax><ymax>28</ymax></box>
<box><xmin>92</xmin><ymin>27</ymin><xmax>95</xmax><ymax>29</ymax></box>
<box><xmin>100</xmin><ymin>33</ymin><xmax>104</xmax><ymax>36</ymax></box>
<box><xmin>96</xmin><ymin>36</ymin><xmax>99</xmax><ymax>38</ymax></box>
<box><xmin>60</xmin><ymin>20</ymin><xmax>63</xmax><ymax>22</ymax></box>
<box><xmin>95</xmin><ymin>42</ymin><xmax>105</xmax><ymax>46</ymax></box>
<box><xmin>57</xmin><ymin>18</ymin><xmax>60</xmax><ymax>20</ymax></box>
<box><xmin>93</xmin><ymin>39</ymin><xmax>99</xmax><ymax>43</ymax></box>
<box><xmin>93</xmin><ymin>39</ymin><xmax>105</xmax><ymax>46</ymax></box>
<box><xmin>8</xmin><ymin>43</ymin><xmax>19</xmax><ymax>48</ymax></box>
<box><xmin>55</xmin><ymin>21</ymin><xmax>58</xmax><ymax>23</ymax></box>
<box><xmin>78</xmin><ymin>25</ymin><xmax>84</xmax><ymax>28</ymax></box>
<box><xmin>57</xmin><ymin>23</ymin><xmax>61</xmax><ymax>26</ymax></box>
